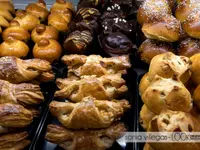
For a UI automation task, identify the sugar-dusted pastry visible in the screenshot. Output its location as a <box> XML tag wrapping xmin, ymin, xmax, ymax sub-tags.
<box><xmin>0</xmin><ymin>103</ymin><xmax>33</xmax><ymax>127</ymax></box>
<box><xmin>0</xmin><ymin>56</ymin><xmax>54</xmax><ymax>83</ymax></box>
<box><xmin>45</xmin><ymin>123</ymin><xmax>126</xmax><ymax>150</ymax></box>
<box><xmin>25</xmin><ymin>0</ymin><xmax>49</xmax><ymax>22</ymax></box>
<box><xmin>0</xmin><ymin>79</ymin><xmax>44</xmax><ymax>106</ymax></box>
<box><xmin>13</xmin><ymin>10</ymin><xmax>40</xmax><ymax>31</ymax></box>
<box><xmin>61</xmin><ymin>55</ymin><xmax>131</xmax><ymax>78</ymax></box>
<box><xmin>190</xmin><ymin>53</ymin><xmax>200</xmax><ymax>85</ymax></box>
<box><xmin>148</xmin><ymin>110</ymin><xmax>200</xmax><ymax>150</ymax></box>
<box><xmin>0</xmin><ymin>131</ymin><xmax>30</xmax><ymax>150</ymax></box>
<box><xmin>2</xmin><ymin>20</ymin><xmax>30</xmax><ymax>42</ymax></box>
<box><xmin>148</xmin><ymin>52</ymin><xmax>191</xmax><ymax>84</ymax></box>
<box><xmin>140</xmin><ymin>105</ymin><xmax>156</xmax><ymax>130</ymax></box>
<box><xmin>139</xmin><ymin>73</ymin><xmax>150</xmax><ymax>96</ymax></box>
<box><xmin>142</xmin><ymin>75</ymin><xmax>192</xmax><ymax>114</ymax></box>
<box><xmin>49</xmin><ymin>96</ymin><xmax>130</xmax><ymax>129</ymax></box>
<box><xmin>55</xmin><ymin>74</ymin><xmax>127</xmax><ymax>101</ymax></box>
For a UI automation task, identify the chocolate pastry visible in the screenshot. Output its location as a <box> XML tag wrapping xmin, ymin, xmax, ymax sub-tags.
<box><xmin>63</xmin><ymin>30</ymin><xmax>93</xmax><ymax>54</ymax></box>
<box><xmin>45</xmin><ymin>123</ymin><xmax>126</xmax><ymax>150</ymax></box>
<box><xmin>55</xmin><ymin>74</ymin><xmax>128</xmax><ymax>101</ymax></box>
<box><xmin>76</xmin><ymin>7</ymin><xmax>100</xmax><ymax>22</ymax></box>
<box><xmin>99</xmin><ymin>32</ymin><xmax>134</xmax><ymax>56</ymax></box>
<box><xmin>0</xmin><ymin>56</ymin><xmax>54</xmax><ymax>83</ymax></box>
<box><xmin>0</xmin><ymin>103</ymin><xmax>33</xmax><ymax>128</ymax></box>
<box><xmin>49</xmin><ymin>96</ymin><xmax>130</xmax><ymax>129</ymax></box>
<box><xmin>77</xmin><ymin>0</ymin><xmax>101</xmax><ymax>9</ymax></box>
<box><xmin>61</xmin><ymin>54</ymin><xmax>131</xmax><ymax>78</ymax></box>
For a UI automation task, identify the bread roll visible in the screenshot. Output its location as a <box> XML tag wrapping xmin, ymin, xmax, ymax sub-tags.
<box><xmin>50</xmin><ymin>0</ymin><xmax>75</xmax><ymax>14</ymax></box>
<box><xmin>31</xmin><ymin>24</ymin><xmax>58</xmax><ymax>43</ymax></box>
<box><xmin>142</xmin><ymin>75</ymin><xmax>192</xmax><ymax>114</ymax></box>
<box><xmin>178</xmin><ymin>38</ymin><xmax>200</xmax><ymax>57</ymax></box>
<box><xmin>148</xmin><ymin>52</ymin><xmax>191</xmax><ymax>84</ymax></box>
<box><xmin>0</xmin><ymin>36</ymin><xmax>29</xmax><ymax>58</ymax></box>
<box><xmin>140</xmin><ymin>104</ymin><xmax>156</xmax><ymax>130</ymax></box>
<box><xmin>190</xmin><ymin>53</ymin><xmax>200</xmax><ymax>85</ymax></box>
<box><xmin>193</xmin><ymin>84</ymin><xmax>200</xmax><ymax>110</ymax></box>
<box><xmin>138</xmin><ymin>39</ymin><xmax>175</xmax><ymax>64</ymax></box>
<box><xmin>13</xmin><ymin>10</ymin><xmax>40</xmax><ymax>31</ymax></box>
<box><xmin>33</xmin><ymin>38</ymin><xmax>62</xmax><ymax>63</ymax></box>
<box><xmin>189</xmin><ymin>106</ymin><xmax>200</xmax><ymax>123</ymax></box>
<box><xmin>139</xmin><ymin>73</ymin><xmax>150</xmax><ymax>96</ymax></box>
<box><xmin>2</xmin><ymin>20</ymin><xmax>30</xmax><ymax>42</ymax></box>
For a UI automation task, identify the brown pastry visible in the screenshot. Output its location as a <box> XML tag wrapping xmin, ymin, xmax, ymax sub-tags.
<box><xmin>0</xmin><ymin>103</ymin><xmax>33</xmax><ymax>127</ymax></box>
<box><xmin>45</xmin><ymin>123</ymin><xmax>126</xmax><ymax>150</ymax></box>
<box><xmin>148</xmin><ymin>52</ymin><xmax>191</xmax><ymax>84</ymax></box>
<box><xmin>0</xmin><ymin>1</ymin><xmax>15</xmax><ymax>15</ymax></box>
<box><xmin>0</xmin><ymin>79</ymin><xmax>44</xmax><ymax>106</ymax></box>
<box><xmin>13</xmin><ymin>10</ymin><xmax>40</xmax><ymax>31</ymax></box>
<box><xmin>61</xmin><ymin>55</ymin><xmax>131</xmax><ymax>78</ymax></box>
<box><xmin>0</xmin><ymin>56</ymin><xmax>54</xmax><ymax>83</ymax></box>
<box><xmin>139</xmin><ymin>73</ymin><xmax>150</xmax><ymax>96</ymax></box>
<box><xmin>2</xmin><ymin>20</ymin><xmax>30</xmax><ymax>42</ymax></box>
<box><xmin>25</xmin><ymin>0</ymin><xmax>49</xmax><ymax>22</ymax></box>
<box><xmin>31</xmin><ymin>24</ymin><xmax>59</xmax><ymax>43</ymax></box>
<box><xmin>192</xmin><ymin>84</ymin><xmax>200</xmax><ymax>110</ymax></box>
<box><xmin>140</xmin><ymin>104</ymin><xmax>156</xmax><ymax>130</ymax></box>
<box><xmin>0</xmin><ymin>15</ymin><xmax>10</xmax><ymax>28</ymax></box>
<box><xmin>148</xmin><ymin>110</ymin><xmax>200</xmax><ymax>150</ymax></box>
<box><xmin>33</xmin><ymin>38</ymin><xmax>62</xmax><ymax>63</ymax></box>
<box><xmin>63</xmin><ymin>30</ymin><xmax>93</xmax><ymax>54</ymax></box>
<box><xmin>178</xmin><ymin>38</ymin><xmax>200</xmax><ymax>57</ymax></box>
<box><xmin>0</xmin><ymin>36</ymin><xmax>29</xmax><ymax>58</ymax></box>
<box><xmin>142</xmin><ymin>75</ymin><xmax>192</xmax><ymax>114</ymax></box>
<box><xmin>0</xmin><ymin>8</ymin><xmax>13</xmax><ymax>21</ymax></box>
<box><xmin>190</xmin><ymin>53</ymin><xmax>200</xmax><ymax>85</ymax></box>
<box><xmin>143</xmin><ymin>144</ymin><xmax>155</xmax><ymax>150</ymax></box>
<box><xmin>49</xmin><ymin>96</ymin><xmax>130</xmax><ymax>129</ymax></box>
<box><xmin>0</xmin><ymin>131</ymin><xmax>30</xmax><ymax>150</ymax></box>
<box><xmin>76</xmin><ymin>7</ymin><xmax>100</xmax><ymax>22</ymax></box>
<box><xmin>189</xmin><ymin>105</ymin><xmax>200</xmax><ymax>123</ymax></box>
<box><xmin>138</xmin><ymin>39</ymin><xmax>175</xmax><ymax>64</ymax></box>
<box><xmin>50</xmin><ymin>0</ymin><xmax>75</xmax><ymax>14</ymax></box>
<box><xmin>0</xmin><ymin>126</ymin><xmax>16</xmax><ymax>135</ymax></box>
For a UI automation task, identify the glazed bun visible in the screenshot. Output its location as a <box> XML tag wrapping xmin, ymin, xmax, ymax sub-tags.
<box><xmin>2</xmin><ymin>20</ymin><xmax>30</xmax><ymax>42</ymax></box>
<box><xmin>142</xmin><ymin>75</ymin><xmax>192</xmax><ymax>114</ymax></box>
<box><xmin>13</xmin><ymin>10</ymin><xmax>40</xmax><ymax>31</ymax></box>
<box><xmin>31</xmin><ymin>24</ymin><xmax>59</xmax><ymax>43</ymax></box>
<box><xmin>25</xmin><ymin>0</ymin><xmax>49</xmax><ymax>22</ymax></box>
<box><xmin>148</xmin><ymin>110</ymin><xmax>200</xmax><ymax>150</ymax></box>
<box><xmin>0</xmin><ymin>36</ymin><xmax>29</xmax><ymax>58</ymax></box>
<box><xmin>190</xmin><ymin>53</ymin><xmax>200</xmax><ymax>85</ymax></box>
<box><xmin>33</xmin><ymin>38</ymin><xmax>62</xmax><ymax>63</ymax></box>
<box><xmin>138</xmin><ymin>39</ymin><xmax>175</xmax><ymax>64</ymax></box>
<box><xmin>140</xmin><ymin>104</ymin><xmax>156</xmax><ymax>130</ymax></box>
<box><xmin>50</xmin><ymin>0</ymin><xmax>75</xmax><ymax>13</ymax></box>
<box><xmin>139</xmin><ymin>73</ymin><xmax>150</xmax><ymax>96</ymax></box>
<box><xmin>178</xmin><ymin>38</ymin><xmax>200</xmax><ymax>57</ymax></box>
<box><xmin>142</xmin><ymin>15</ymin><xmax>181</xmax><ymax>42</ymax></box>
<box><xmin>148</xmin><ymin>52</ymin><xmax>191</xmax><ymax>84</ymax></box>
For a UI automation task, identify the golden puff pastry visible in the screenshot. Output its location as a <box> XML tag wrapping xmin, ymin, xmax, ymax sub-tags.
<box><xmin>142</xmin><ymin>75</ymin><xmax>192</xmax><ymax>114</ymax></box>
<box><xmin>61</xmin><ymin>55</ymin><xmax>131</xmax><ymax>78</ymax></box>
<box><xmin>55</xmin><ymin>74</ymin><xmax>128</xmax><ymax>102</ymax></box>
<box><xmin>140</xmin><ymin>105</ymin><xmax>156</xmax><ymax>130</ymax></box>
<box><xmin>0</xmin><ymin>56</ymin><xmax>54</xmax><ymax>83</ymax></box>
<box><xmin>45</xmin><ymin>123</ymin><xmax>126</xmax><ymax>150</ymax></box>
<box><xmin>49</xmin><ymin>96</ymin><xmax>130</xmax><ymax>129</ymax></box>
<box><xmin>0</xmin><ymin>131</ymin><xmax>30</xmax><ymax>150</ymax></box>
<box><xmin>139</xmin><ymin>73</ymin><xmax>150</xmax><ymax>96</ymax></box>
<box><xmin>0</xmin><ymin>79</ymin><xmax>44</xmax><ymax>106</ymax></box>
<box><xmin>148</xmin><ymin>52</ymin><xmax>191</xmax><ymax>84</ymax></box>
<box><xmin>0</xmin><ymin>103</ymin><xmax>33</xmax><ymax>128</ymax></box>
<box><xmin>148</xmin><ymin>110</ymin><xmax>200</xmax><ymax>150</ymax></box>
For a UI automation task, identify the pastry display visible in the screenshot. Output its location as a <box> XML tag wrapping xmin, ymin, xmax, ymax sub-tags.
<box><xmin>0</xmin><ymin>56</ymin><xmax>54</xmax><ymax>83</ymax></box>
<box><xmin>25</xmin><ymin>0</ymin><xmax>49</xmax><ymax>22</ymax></box>
<box><xmin>0</xmin><ymin>36</ymin><xmax>29</xmax><ymax>58</ymax></box>
<box><xmin>13</xmin><ymin>10</ymin><xmax>40</xmax><ymax>31</ymax></box>
<box><xmin>45</xmin><ymin>123</ymin><xmax>126</xmax><ymax>150</ymax></box>
<box><xmin>31</xmin><ymin>24</ymin><xmax>59</xmax><ymax>43</ymax></box>
<box><xmin>49</xmin><ymin>96</ymin><xmax>130</xmax><ymax>129</ymax></box>
<box><xmin>33</xmin><ymin>38</ymin><xmax>62</xmax><ymax>63</ymax></box>
<box><xmin>61</xmin><ymin>55</ymin><xmax>131</xmax><ymax>78</ymax></box>
<box><xmin>55</xmin><ymin>74</ymin><xmax>127</xmax><ymax>101</ymax></box>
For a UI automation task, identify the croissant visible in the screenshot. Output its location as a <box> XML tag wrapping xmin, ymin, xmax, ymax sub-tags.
<box><xmin>61</xmin><ymin>55</ymin><xmax>131</xmax><ymax>78</ymax></box>
<box><xmin>0</xmin><ymin>56</ymin><xmax>54</xmax><ymax>83</ymax></box>
<box><xmin>0</xmin><ymin>103</ymin><xmax>33</xmax><ymax>128</ymax></box>
<box><xmin>55</xmin><ymin>74</ymin><xmax>127</xmax><ymax>101</ymax></box>
<box><xmin>49</xmin><ymin>97</ymin><xmax>130</xmax><ymax>129</ymax></box>
<box><xmin>0</xmin><ymin>131</ymin><xmax>30</xmax><ymax>150</ymax></box>
<box><xmin>45</xmin><ymin>123</ymin><xmax>126</xmax><ymax>150</ymax></box>
<box><xmin>2</xmin><ymin>20</ymin><xmax>30</xmax><ymax>42</ymax></box>
<box><xmin>25</xmin><ymin>0</ymin><xmax>49</xmax><ymax>22</ymax></box>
